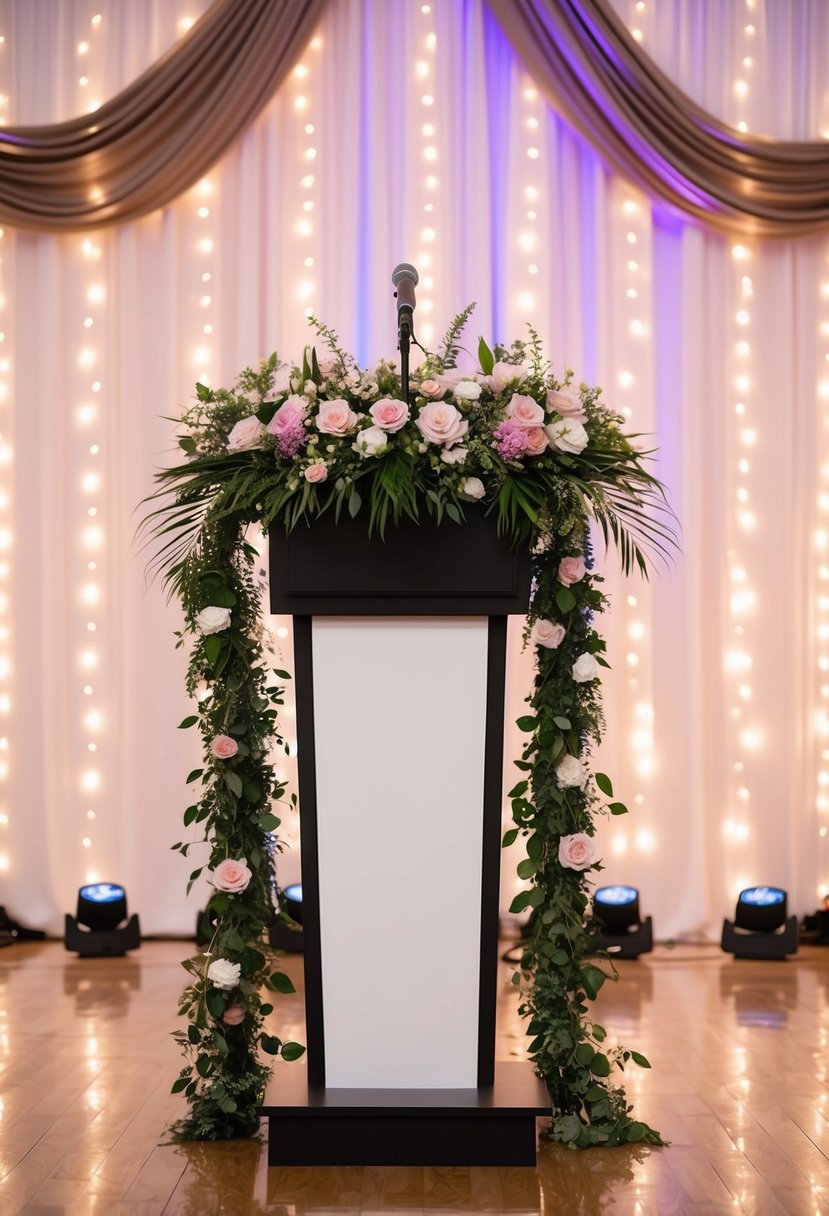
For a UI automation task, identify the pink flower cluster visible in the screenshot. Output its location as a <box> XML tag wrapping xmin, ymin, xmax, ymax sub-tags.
<box><xmin>492</xmin><ymin>419</ymin><xmax>529</xmax><ymax>461</ymax></box>
<box><xmin>267</xmin><ymin>398</ymin><xmax>307</xmax><ymax>459</ymax></box>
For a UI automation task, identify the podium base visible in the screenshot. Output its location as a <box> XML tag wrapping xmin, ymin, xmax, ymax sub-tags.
<box><xmin>260</xmin><ymin>1061</ymin><xmax>549</xmax><ymax>1166</ymax></box>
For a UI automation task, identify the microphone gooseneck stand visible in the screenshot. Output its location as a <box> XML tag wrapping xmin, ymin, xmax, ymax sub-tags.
<box><xmin>391</xmin><ymin>263</ymin><xmax>419</xmax><ymax>410</ymax></box>
<box><xmin>398</xmin><ymin>309</ymin><xmax>412</xmax><ymax>410</ymax></box>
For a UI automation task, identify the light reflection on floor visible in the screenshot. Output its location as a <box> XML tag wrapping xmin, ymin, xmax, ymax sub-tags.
<box><xmin>1</xmin><ymin>941</ymin><xmax>829</xmax><ymax>1213</ymax></box>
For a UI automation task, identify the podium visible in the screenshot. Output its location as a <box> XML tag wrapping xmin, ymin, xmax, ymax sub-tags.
<box><xmin>261</xmin><ymin>510</ymin><xmax>549</xmax><ymax>1165</ymax></box>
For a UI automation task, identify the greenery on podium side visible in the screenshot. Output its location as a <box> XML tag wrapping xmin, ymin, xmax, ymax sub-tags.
<box><xmin>143</xmin><ymin>306</ymin><xmax>673</xmax><ymax>1145</ymax></box>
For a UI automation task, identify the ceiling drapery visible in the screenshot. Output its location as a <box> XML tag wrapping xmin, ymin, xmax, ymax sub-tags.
<box><xmin>2</xmin><ymin>0</ymin><xmax>829</xmax><ymax>234</ymax></box>
<box><xmin>0</xmin><ymin>0</ymin><xmax>326</xmax><ymax>231</ymax></box>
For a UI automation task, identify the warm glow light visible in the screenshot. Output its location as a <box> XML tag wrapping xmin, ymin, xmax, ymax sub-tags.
<box><xmin>81</xmin><ymin>770</ymin><xmax>100</xmax><ymax>793</ymax></box>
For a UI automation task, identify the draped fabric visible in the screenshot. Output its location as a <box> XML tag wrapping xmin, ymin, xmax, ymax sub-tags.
<box><xmin>488</xmin><ymin>0</ymin><xmax>829</xmax><ymax>236</ymax></box>
<box><xmin>2</xmin><ymin>0</ymin><xmax>829</xmax><ymax>940</ymax></box>
<box><xmin>2</xmin><ymin>0</ymin><xmax>829</xmax><ymax>235</ymax></box>
<box><xmin>0</xmin><ymin>0</ymin><xmax>326</xmax><ymax>230</ymax></box>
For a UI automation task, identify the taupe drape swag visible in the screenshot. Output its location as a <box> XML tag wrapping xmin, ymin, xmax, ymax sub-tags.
<box><xmin>2</xmin><ymin>0</ymin><xmax>829</xmax><ymax>235</ymax></box>
<box><xmin>486</xmin><ymin>0</ymin><xmax>829</xmax><ymax>237</ymax></box>
<box><xmin>0</xmin><ymin>0</ymin><xmax>327</xmax><ymax>231</ymax></box>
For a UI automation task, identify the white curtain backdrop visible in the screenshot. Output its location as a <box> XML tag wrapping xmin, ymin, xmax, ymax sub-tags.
<box><xmin>2</xmin><ymin>0</ymin><xmax>828</xmax><ymax>939</ymax></box>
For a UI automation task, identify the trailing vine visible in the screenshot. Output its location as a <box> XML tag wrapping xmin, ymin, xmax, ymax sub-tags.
<box><xmin>144</xmin><ymin>308</ymin><xmax>673</xmax><ymax>1144</ymax></box>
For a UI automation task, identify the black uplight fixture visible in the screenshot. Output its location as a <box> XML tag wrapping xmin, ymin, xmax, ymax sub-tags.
<box><xmin>592</xmin><ymin>885</ymin><xmax>653</xmax><ymax>958</ymax></box>
<box><xmin>269</xmin><ymin>882</ymin><xmax>304</xmax><ymax>953</ymax></box>
<box><xmin>64</xmin><ymin>882</ymin><xmax>141</xmax><ymax>957</ymax></box>
<box><xmin>721</xmin><ymin>885</ymin><xmax>798</xmax><ymax>959</ymax></box>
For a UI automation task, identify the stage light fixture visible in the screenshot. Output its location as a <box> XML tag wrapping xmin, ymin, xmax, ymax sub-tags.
<box><xmin>283</xmin><ymin>882</ymin><xmax>303</xmax><ymax>924</ymax></box>
<box><xmin>269</xmin><ymin>882</ymin><xmax>304</xmax><ymax>953</ymax></box>
<box><xmin>592</xmin><ymin>884</ymin><xmax>653</xmax><ymax>958</ymax></box>
<box><xmin>721</xmin><ymin>885</ymin><xmax>798</xmax><ymax>959</ymax></box>
<box><xmin>64</xmin><ymin>881</ymin><xmax>141</xmax><ymax>956</ymax></box>
<box><xmin>0</xmin><ymin>904</ymin><xmax>46</xmax><ymax>946</ymax></box>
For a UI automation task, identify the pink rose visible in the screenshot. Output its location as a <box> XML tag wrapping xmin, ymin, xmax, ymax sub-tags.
<box><xmin>531</xmin><ymin>619</ymin><xmax>566</xmax><ymax>649</ymax></box>
<box><xmin>317</xmin><ymin>351</ymin><xmax>341</xmax><ymax>379</ymax></box>
<box><xmin>419</xmin><ymin>379</ymin><xmax>445</xmax><ymax>399</ymax></box>
<box><xmin>559</xmin><ymin>833</ymin><xmax>596</xmax><ymax>871</ymax></box>
<box><xmin>267</xmin><ymin>396</ymin><xmax>306</xmax><ymax>437</ymax></box>
<box><xmin>222</xmin><ymin>1003</ymin><xmax>246</xmax><ymax>1026</ymax></box>
<box><xmin>416</xmin><ymin>401</ymin><xmax>468</xmax><ymax>446</ymax></box>
<box><xmin>316</xmin><ymin>399</ymin><xmax>360</xmax><ymax>435</ymax></box>
<box><xmin>486</xmin><ymin>360</ymin><xmax>529</xmax><ymax>393</ymax></box>
<box><xmin>558</xmin><ymin>556</ymin><xmax>586</xmax><ymax>586</ymax></box>
<box><xmin>210</xmin><ymin>856</ymin><xmax>253</xmax><ymax>893</ymax></box>
<box><xmin>304</xmin><ymin>464</ymin><xmax>328</xmax><ymax>483</ymax></box>
<box><xmin>547</xmin><ymin>387</ymin><xmax>586</xmax><ymax>420</ymax></box>
<box><xmin>227</xmin><ymin>415</ymin><xmax>266</xmax><ymax>452</ymax></box>
<box><xmin>507</xmin><ymin>393</ymin><xmax>545</xmax><ymax>429</ymax></box>
<box><xmin>211</xmin><ymin>734</ymin><xmax>239</xmax><ymax>760</ymax></box>
<box><xmin>370</xmin><ymin>398</ymin><xmax>409</xmax><ymax>432</ymax></box>
<box><xmin>433</xmin><ymin>371</ymin><xmax>465</xmax><ymax>394</ymax></box>
<box><xmin>524</xmin><ymin>427</ymin><xmax>549</xmax><ymax>456</ymax></box>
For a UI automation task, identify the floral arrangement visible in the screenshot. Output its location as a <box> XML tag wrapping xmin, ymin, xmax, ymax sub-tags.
<box><xmin>144</xmin><ymin>306</ymin><xmax>673</xmax><ymax>1146</ymax></box>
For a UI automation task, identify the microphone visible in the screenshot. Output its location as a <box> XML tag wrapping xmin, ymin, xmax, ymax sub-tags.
<box><xmin>392</xmin><ymin>263</ymin><xmax>418</xmax><ymax>318</ymax></box>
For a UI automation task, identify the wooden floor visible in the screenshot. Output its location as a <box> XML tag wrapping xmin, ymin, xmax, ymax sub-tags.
<box><xmin>3</xmin><ymin>940</ymin><xmax>829</xmax><ymax>1215</ymax></box>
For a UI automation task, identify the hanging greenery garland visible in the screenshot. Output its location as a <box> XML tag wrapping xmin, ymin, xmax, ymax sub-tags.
<box><xmin>144</xmin><ymin>307</ymin><xmax>673</xmax><ymax>1145</ymax></box>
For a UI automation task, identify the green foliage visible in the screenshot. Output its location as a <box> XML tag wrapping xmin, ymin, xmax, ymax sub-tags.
<box><xmin>144</xmin><ymin>309</ymin><xmax>674</xmax><ymax>1147</ymax></box>
<box><xmin>507</xmin><ymin>524</ymin><xmax>665</xmax><ymax>1148</ymax></box>
<box><xmin>161</xmin><ymin>518</ymin><xmax>304</xmax><ymax>1142</ymax></box>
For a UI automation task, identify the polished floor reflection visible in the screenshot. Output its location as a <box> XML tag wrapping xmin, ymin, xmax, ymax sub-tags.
<box><xmin>3</xmin><ymin>940</ymin><xmax>829</xmax><ymax>1213</ymax></box>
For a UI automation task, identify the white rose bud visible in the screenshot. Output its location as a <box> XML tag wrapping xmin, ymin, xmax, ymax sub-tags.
<box><xmin>459</xmin><ymin>476</ymin><xmax>485</xmax><ymax>501</ymax></box>
<box><xmin>555</xmin><ymin>753</ymin><xmax>587</xmax><ymax>789</ymax></box>
<box><xmin>454</xmin><ymin>380</ymin><xmax>482</xmax><ymax>401</ymax></box>
<box><xmin>207</xmin><ymin>957</ymin><xmax>241</xmax><ymax>990</ymax></box>
<box><xmin>572</xmin><ymin>652</ymin><xmax>600</xmax><ymax>683</ymax></box>
<box><xmin>353</xmin><ymin>425</ymin><xmax>389</xmax><ymax>458</ymax></box>
<box><xmin>440</xmin><ymin>446</ymin><xmax>469</xmax><ymax>466</ymax></box>
<box><xmin>196</xmin><ymin>605</ymin><xmax>231</xmax><ymax>635</ymax></box>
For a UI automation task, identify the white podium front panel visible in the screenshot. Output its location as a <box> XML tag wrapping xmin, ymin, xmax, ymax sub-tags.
<box><xmin>311</xmin><ymin>617</ymin><xmax>489</xmax><ymax>1089</ymax></box>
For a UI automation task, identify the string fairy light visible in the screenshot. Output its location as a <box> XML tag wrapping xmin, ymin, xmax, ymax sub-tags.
<box><xmin>514</xmin><ymin>76</ymin><xmax>541</xmax><ymax>326</ymax></box>
<box><xmin>73</xmin><ymin>11</ymin><xmax>108</xmax><ymax>884</ymax></box>
<box><xmin>723</xmin><ymin>240</ymin><xmax>763</xmax><ymax>879</ymax></box>
<box><xmin>291</xmin><ymin>46</ymin><xmax>320</xmax><ymax>321</ymax></box>
<box><xmin>413</xmin><ymin>4</ymin><xmax>439</xmax><ymax>347</ymax></box>
<box><xmin>815</xmin><ymin>253</ymin><xmax>829</xmax><ymax>899</ymax></box>
<box><xmin>615</xmin><ymin>188</ymin><xmax>658</xmax><ymax>858</ymax></box>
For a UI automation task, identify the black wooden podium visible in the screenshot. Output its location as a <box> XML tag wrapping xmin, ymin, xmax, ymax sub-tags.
<box><xmin>261</xmin><ymin>510</ymin><xmax>549</xmax><ymax>1165</ymax></box>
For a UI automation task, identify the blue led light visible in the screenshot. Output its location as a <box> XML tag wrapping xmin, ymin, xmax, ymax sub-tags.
<box><xmin>79</xmin><ymin>882</ymin><xmax>125</xmax><ymax>904</ymax></box>
<box><xmin>284</xmin><ymin>883</ymin><xmax>303</xmax><ymax>903</ymax></box>
<box><xmin>739</xmin><ymin>886</ymin><xmax>785</xmax><ymax>907</ymax></box>
<box><xmin>594</xmin><ymin>885</ymin><xmax>638</xmax><ymax>907</ymax></box>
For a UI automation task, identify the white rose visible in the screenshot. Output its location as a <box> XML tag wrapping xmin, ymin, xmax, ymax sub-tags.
<box><xmin>353</xmin><ymin>425</ymin><xmax>389</xmax><ymax>457</ymax></box>
<box><xmin>196</xmin><ymin>606</ymin><xmax>231</xmax><ymax>635</ymax></box>
<box><xmin>459</xmin><ymin>476</ymin><xmax>485</xmax><ymax>501</ymax></box>
<box><xmin>455</xmin><ymin>380</ymin><xmax>482</xmax><ymax>402</ymax></box>
<box><xmin>572</xmin><ymin>653</ymin><xmax>600</xmax><ymax>683</ymax></box>
<box><xmin>226</xmin><ymin>415</ymin><xmax>266</xmax><ymax>453</ymax></box>
<box><xmin>207</xmin><ymin>957</ymin><xmax>241</xmax><ymax>990</ymax></box>
<box><xmin>556</xmin><ymin>754</ymin><xmax>587</xmax><ymax>789</ymax></box>
<box><xmin>545</xmin><ymin>418</ymin><xmax>589</xmax><ymax>454</ymax></box>
<box><xmin>440</xmin><ymin>445</ymin><xmax>468</xmax><ymax>466</ymax></box>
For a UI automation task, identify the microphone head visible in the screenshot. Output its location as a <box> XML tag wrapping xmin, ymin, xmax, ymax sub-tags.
<box><xmin>392</xmin><ymin>262</ymin><xmax>419</xmax><ymax>287</ymax></box>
